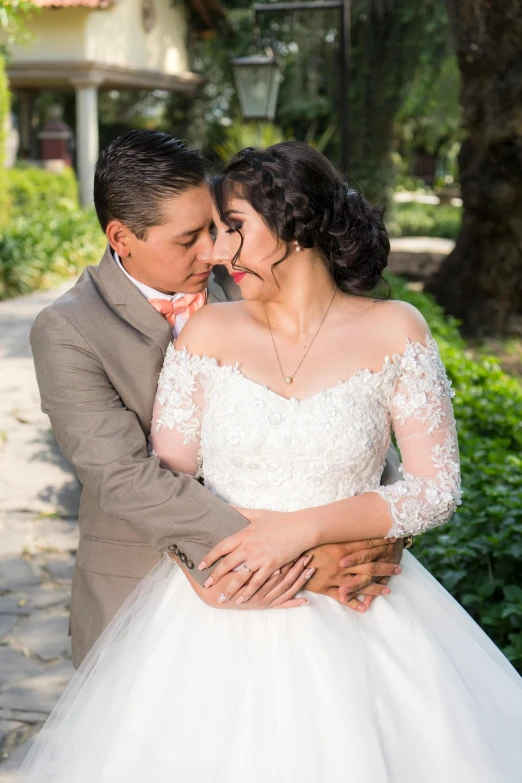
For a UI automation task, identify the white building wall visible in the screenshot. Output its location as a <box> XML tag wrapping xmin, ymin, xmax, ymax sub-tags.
<box><xmin>8</xmin><ymin>0</ymin><xmax>190</xmax><ymax>76</ymax></box>
<box><xmin>85</xmin><ymin>0</ymin><xmax>190</xmax><ymax>75</ymax></box>
<box><xmin>8</xmin><ymin>8</ymin><xmax>88</xmax><ymax>62</ymax></box>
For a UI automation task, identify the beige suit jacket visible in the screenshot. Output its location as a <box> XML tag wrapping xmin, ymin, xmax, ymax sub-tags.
<box><xmin>30</xmin><ymin>246</ymin><xmax>246</xmax><ymax>667</ymax></box>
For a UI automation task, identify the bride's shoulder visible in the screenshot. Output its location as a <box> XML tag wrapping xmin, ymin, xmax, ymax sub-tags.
<box><xmin>367</xmin><ymin>299</ymin><xmax>433</xmax><ymax>355</ymax></box>
<box><xmin>174</xmin><ymin>301</ymin><xmax>248</xmax><ymax>358</ymax></box>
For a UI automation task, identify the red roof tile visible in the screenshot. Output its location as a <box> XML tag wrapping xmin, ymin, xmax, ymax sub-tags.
<box><xmin>32</xmin><ymin>0</ymin><xmax>113</xmax><ymax>8</ymax></box>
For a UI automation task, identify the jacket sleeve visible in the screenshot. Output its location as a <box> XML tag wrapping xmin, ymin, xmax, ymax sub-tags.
<box><xmin>380</xmin><ymin>443</ymin><xmax>402</xmax><ymax>487</ymax></box>
<box><xmin>30</xmin><ymin>307</ymin><xmax>247</xmax><ymax>583</ymax></box>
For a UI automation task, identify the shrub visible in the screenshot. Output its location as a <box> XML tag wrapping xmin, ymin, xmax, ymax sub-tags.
<box><xmin>387</xmin><ymin>202</ymin><xmax>461</xmax><ymax>240</ymax></box>
<box><xmin>7</xmin><ymin>165</ymin><xmax>78</xmax><ymax>212</ymax></box>
<box><xmin>0</xmin><ymin>206</ymin><xmax>104</xmax><ymax>299</ymax></box>
<box><xmin>0</xmin><ymin>53</ymin><xmax>11</xmax><ymax>228</ymax></box>
<box><xmin>390</xmin><ymin>275</ymin><xmax>522</xmax><ymax>673</ymax></box>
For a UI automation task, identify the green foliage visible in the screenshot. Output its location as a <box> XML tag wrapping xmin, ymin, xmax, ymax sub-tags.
<box><xmin>0</xmin><ymin>0</ymin><xmax>36</xmax><ymax>52</ymax></box>
<box><xmin>213</xmin><ymin>122</ymin><xmax>288</xmax><ymax>162</ymax></box>
<box><xmin>0</xmin><ymin>52</ymin><xmax>9</xmax><ymax>227</ymax></box>
<box><xmin>392</xmin><ymin>174</ymin><xmax>431</xmax><ymax>196</ymax></box>
<box><xmin>213</xmin><ymin>120</ymin><xmax>338</xmax><ymax>164</ymax></box>
<box><xmin>390</xmin><ymin>275</ymin><xmax>522</xmax><ymax>673</ymax></box>
<box><xmin>0</xmin><ymin>204</ymin><xmax>104</xmax><ymax>299</ymax></box>
<box><xmin>395</xmin><ymin>45</ymin><xmax>463</xmax><ymax>183</ymax></box>
<box><xmin>387</xmin><ymin>201</ymin><xmax>462</xmax><ymax>239</ymax></box>
<box><xmin>7</xmin><ymin>165</ymin><xmax>79</xmax><ymax>212</ymax></box>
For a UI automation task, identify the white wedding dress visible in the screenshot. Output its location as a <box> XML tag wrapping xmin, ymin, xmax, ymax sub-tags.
<box><xmin>20</xmin><ymin>336</ymin><xmax>522</xmax><ymax>782</ymax></box>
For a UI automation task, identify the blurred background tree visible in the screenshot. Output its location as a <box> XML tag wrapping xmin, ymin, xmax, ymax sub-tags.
<box><xmin>426</xmin><ymin>0</ymin><xmax>522</xmax><ymax>337</ymax></box>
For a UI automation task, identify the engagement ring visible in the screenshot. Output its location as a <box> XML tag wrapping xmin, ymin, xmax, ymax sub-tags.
<box><xmin>219</xmin><ymin>593</ymin><xmax>227</xmax><ymax>602</ymax></box>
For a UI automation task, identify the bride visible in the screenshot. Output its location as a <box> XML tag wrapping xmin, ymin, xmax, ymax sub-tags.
<box><xmin>20</xmin><ymin>142</ymin><xmax>522</xmax><ymax>782</ymax></box>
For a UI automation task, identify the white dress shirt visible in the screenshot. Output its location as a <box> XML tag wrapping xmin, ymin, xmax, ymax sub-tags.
<box><xmin>114</xmin><ymin>252</ymin><xmax>185</xmax><ymax>337</ymax></box>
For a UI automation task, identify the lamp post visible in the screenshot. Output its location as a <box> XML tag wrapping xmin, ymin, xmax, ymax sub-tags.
<box><xmin>232</xmin><ymin>0</ymin><xmax>351</xmax><ymax>170</ymax></box>
<box><xmin>231</xmin><ymin>52</ymin><xmax>281</xmax><ymax>122</ymax></box>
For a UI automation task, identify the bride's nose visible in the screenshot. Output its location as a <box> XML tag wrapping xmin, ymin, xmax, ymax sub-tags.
<box><xmin>211</xmin><ymin>232</ymin><xmax>235</xmax><ymax>269</ymax></box>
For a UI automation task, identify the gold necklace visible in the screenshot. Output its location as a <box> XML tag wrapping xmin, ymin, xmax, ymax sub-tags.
<box><xmin>264</xmin><ymin>287</ymin><xmax>337</xmax><ymax>385</ymax></box>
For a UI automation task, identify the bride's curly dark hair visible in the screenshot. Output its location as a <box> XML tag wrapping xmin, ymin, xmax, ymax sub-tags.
<box><xmin>211</xmin><ymin>141</ymin><xmax>390</xmax><ymax>296</ymax></box>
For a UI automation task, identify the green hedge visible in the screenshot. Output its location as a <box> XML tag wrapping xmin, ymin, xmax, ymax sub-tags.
<box><xmin>0</xmin><ymin>167</ymin><xmax>102</xmax><ymax>299</ymax></box>
<box><xmin>0</xmin><ymin>54</ymin><xmax>10</xmax><ymax>228</ymax></box>
<box><xmin>390</xmin><ymin>275</ymin><xmax>522</xmax><ymax>673</ymax></box>
<box><xmin>7</xmin><ymin>165</ymin><xmax>79</xmax><ymax>212</ymax></box>
<box><xmin>0</xmin><ymin>206</ymin><xmax>104</xmax><ymax>299</ymax></box>
<box><xmin>388</xmin><ymin>202</ymin><xmax>461</xmax><ymax>240</ymax></box>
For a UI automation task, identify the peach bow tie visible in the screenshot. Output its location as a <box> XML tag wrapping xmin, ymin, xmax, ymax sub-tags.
<box><xmin>148</xmin><ymin>291</ymin><xmax>207</xmax><ymax>330</ymax></box>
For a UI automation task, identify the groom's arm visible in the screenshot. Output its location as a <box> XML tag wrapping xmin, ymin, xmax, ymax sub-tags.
<box><xmin>30</xmin><ymin>307</ymin><xmax>247</xmax><ymax>586</ymax></box>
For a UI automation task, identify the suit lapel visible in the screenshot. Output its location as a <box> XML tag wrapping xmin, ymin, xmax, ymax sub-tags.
<box><xmin>91</xmin><ymin>246</ymin><xmax>173</xmax><ymax>355</ymax></box>
<box><xmin>91</xmin><ymin>248</ymin><xmax>243</xmax><ymax>351</ymax></box>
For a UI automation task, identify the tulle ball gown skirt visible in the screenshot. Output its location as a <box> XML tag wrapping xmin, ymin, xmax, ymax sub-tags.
<box><xmin>19</xmin><ymin>551</ymin><xmax>522</xmax><ymax>783</ymax></box>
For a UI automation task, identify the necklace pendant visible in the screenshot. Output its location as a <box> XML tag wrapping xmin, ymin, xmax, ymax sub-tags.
<box><xmin>285</xmin><ymin>377</ymin><xmax>293</xmax><ymax>384</ymax></box>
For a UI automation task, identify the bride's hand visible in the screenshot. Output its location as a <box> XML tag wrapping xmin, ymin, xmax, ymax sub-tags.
<box><xmin>198</xmin><ymin>509</ymin><xmax>315</xmax><ymax>604</ymax></box>
<box><xmin>198</xmin><ymin>556</ymin><xmax>314</xmax><ymax>610</ymax></box>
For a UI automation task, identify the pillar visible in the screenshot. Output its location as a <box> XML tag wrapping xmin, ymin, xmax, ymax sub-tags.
<box><xmin>71</xmin><ymin>76</ymin><xmax>102</xmax><ymax>207</ymax></box>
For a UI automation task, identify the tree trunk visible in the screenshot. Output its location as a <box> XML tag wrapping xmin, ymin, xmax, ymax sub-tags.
<box><xmin>426</xmin><ymin>0</ymin><xmax>522</xmax><ymax>336</ymax></box>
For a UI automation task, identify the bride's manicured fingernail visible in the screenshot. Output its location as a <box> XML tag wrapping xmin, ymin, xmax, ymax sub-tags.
<box><xmin>300</xmin><ymin>600</ymin><xmax>311</xmax><ymax>606</ymax></box>
<box><xmin>204</xmin><ymin>577</ymin><xmax>213</xmax><ymax>588</ymax></box>
<box><xmin>390</xmin><ymin>538</ymin><xmax>398</xmax><ymax>543</ymax></box>
<box><xmin>357</xmin><ymin>604</ymin><xmax>366</xmax><ymax>612</ymax></box>
<box><xmin>304</xmin><ymin>567</ymin><xmax>316</xmax><ymax>580</ymax></box>
<box><xmin>303</xmin><ymin>555</ymin><xmax>313</xmax><ymax>566</ymax></box>
<box><xmin>394</xmin><ymin>567</ymin><xmax>402</xmax><ymax>575</ymax></box>
<box><xmin>236</xmin><ymin>596</ymin><xmax>245</xmax><ymax>605</ymax></box>
<box><xmin>383</xmin><ymin>587</ymin><xmax>391</xmax><ymax>595</ymax></box>
<box><xmin>198</xmin><ymin>561</ymin><xmax>207</xmax><ymax>571</ymax></box>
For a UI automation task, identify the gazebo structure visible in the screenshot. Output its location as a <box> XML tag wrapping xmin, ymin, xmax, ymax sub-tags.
<box><xmin>7</xmin><ymin>0</ymin><xmax>228</xmax><ymax>205</ymax></box>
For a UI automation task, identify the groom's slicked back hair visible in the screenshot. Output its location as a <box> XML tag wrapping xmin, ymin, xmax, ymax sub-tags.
<box><xmin>94</xmin><ymin>130</ymin><xmax>209</xmax><ymax>240</ymax></box>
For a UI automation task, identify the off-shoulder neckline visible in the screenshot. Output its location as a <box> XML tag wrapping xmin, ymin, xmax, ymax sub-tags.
<box><xmin>166</xmin><ymin>335</ymin><xmax>439</xmax><ymax>404</ymax></box>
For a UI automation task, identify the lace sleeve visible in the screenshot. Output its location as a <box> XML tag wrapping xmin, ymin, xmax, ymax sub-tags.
<box><xmin>150</xmin><ymin>345</ymin><xmax>205</xmax><ymax>478</ymax></box>
<box><xmin>373</xmin><ymin>335</ymin><xmax>462</xmax><ymax>538</ymax></box>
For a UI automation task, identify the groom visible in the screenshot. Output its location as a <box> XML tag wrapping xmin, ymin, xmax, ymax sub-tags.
<box><xmin>31</xmin><ymin>130</ymin><xmax>404</xmax><ymax>668</ymax></box>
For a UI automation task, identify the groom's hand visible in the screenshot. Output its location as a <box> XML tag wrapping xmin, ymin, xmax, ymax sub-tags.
<box><xmin>304</xmin><ymin>538</ymin><xmax>404</xmax><ymax>612</ymax></box>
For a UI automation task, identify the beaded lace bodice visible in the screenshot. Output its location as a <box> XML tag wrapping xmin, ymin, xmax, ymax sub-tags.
<box><xmin>151</xmin><ymin>336</ymin><xmax>462</xmax><ymax>538</ymax></box>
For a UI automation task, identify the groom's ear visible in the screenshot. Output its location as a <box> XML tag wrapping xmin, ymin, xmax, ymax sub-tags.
<box><xmin>106</xmin><ymin>220</ymin><xmax>134</xmax><ymax>258</ymax></box>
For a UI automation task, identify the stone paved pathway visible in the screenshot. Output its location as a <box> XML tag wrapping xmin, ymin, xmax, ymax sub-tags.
<box><xmin>0</xmin><ymin>284</ymin><xmax>80</xmax><ymax>781</ymax></box>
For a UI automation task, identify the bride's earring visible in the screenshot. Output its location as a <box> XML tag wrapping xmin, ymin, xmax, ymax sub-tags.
<box><xmin>295</xmin><ymin>241</ymin><xmax>301</xmax><ymax>252</ymax></box>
